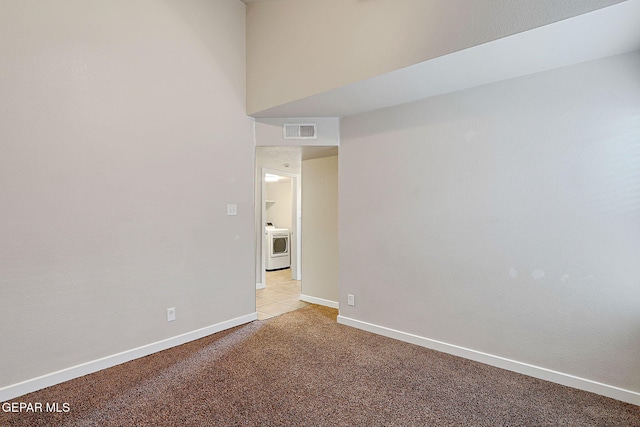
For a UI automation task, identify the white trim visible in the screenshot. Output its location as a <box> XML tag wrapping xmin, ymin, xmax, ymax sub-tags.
<box><xmin>256</xmin><ymin>282</ymin><xmax>265</xmax><ymax>290</ymax></box>
<box><xmin>300</xmin><ymin>294</ymin><xmax>339</xmax><ymax>309</ymax></box>
<box><xmin>261</xmin><ymin>169</ymin><xmax>267</xmax><ymax>288</ymax></box>
<box><xmin>336</xmin><ymin>315</ymin><xmax>640</xmax><ymax>406</ymax></box>
<box><xmin>0</xmin><ymin>312</ymin><xmax>258</xmax><ymax>402</ymax></box>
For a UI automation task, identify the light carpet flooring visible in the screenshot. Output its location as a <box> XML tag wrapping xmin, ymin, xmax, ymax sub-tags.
<box><xmin>256</xmin><ymin>268</ymin><xmax>308</xmax><ymax>320</ymax></box>
<box><xmin>3</xmin><ymin>305</ymin><xmax>637</xmax><ymax>426</ymax></box>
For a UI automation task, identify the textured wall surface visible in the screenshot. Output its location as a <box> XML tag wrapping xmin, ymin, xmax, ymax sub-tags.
<box><xmin>0</xmin><ymin>0</ymin><xmax>254</xmax><ymax>388</ymax></box>
<box><xmin>339</xmin><ymin>51</ymin><xmax>640</xmax><ymax>393</ymax></box>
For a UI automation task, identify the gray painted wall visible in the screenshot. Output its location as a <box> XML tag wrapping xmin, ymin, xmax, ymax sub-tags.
<box><xmin>0</xmin><ymin>0</ymin><xmax>255</xmax><ymax>388</ymax></box>
<box><xmin>302</xmin><ymin>156</ymin><xmax>339</xmax><ymax>304</ymax></box>
<box><xmin>247</xmin><ymin>0</ymin><xmax>624</xmax><ymax>114</ymax></box>
<box><xmin>339</xmin><ymin>51</ymin><xmax>640</xmax><ymax>393</ymax></box>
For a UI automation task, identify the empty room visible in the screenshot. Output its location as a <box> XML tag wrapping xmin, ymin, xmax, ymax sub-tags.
<box><xmin>1</xmin><ymin>0</ymin><xmax>639</xmax><ymax>425</ymax></box>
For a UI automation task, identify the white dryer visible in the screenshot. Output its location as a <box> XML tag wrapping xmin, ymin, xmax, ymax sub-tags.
<box><xmin>265</xmin><ymin>226</ymin><xmax>290</xmax><ymax>271</ymax></box>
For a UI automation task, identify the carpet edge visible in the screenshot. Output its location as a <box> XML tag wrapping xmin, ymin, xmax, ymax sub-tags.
<box><xmin>0</xmin><ymin>312</ymin><xmax>258</xmax><ymax>403</ymax></box>
<box><xmin>299</xmin><ymin>294</ymin><xmax>339</xmax><ymax>309</ymax></box>
<box><xmin>336</xmin><ymin>315</ymin><xmax>640</xmax><ymax>406</ymax></box>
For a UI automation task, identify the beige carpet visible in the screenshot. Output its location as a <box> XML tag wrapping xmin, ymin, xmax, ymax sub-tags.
<box><xmin>2</xmin><ymin>305</ymin><xmax>638</xmax><ymax>426</ymax></box>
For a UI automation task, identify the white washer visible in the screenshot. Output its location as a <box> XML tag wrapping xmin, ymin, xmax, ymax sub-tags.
<box><xmin>266</xmin><ymin>227</ymin><xmax>290</xmax><ymax>271</ymax></box>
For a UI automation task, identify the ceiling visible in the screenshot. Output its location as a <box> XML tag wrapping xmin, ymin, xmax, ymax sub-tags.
<box><xmin>250</xmin><ymin>1</ymin><xmax>638</xmax><ymax>172</ymax></box>
<box><xmin>257</xmin><ymin>146</ymin><xmax>338</xmax><ymax>175</ymax></box>
<box><xmin>250</xmin><ymin>0</ymin><xmax>640</xmax><ymax>118</ymax></box>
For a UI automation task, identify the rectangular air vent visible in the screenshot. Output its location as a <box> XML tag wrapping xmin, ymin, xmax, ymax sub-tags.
<box><xmin>283</xmin><ymin>123</ymin><xmax>317</xmax><ymax>140</ymax></box>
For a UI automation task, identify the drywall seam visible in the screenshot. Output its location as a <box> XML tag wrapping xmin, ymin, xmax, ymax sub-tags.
<box><xmin>0</xmin><ymin>313</ymin><xmax>258</xmax><ymax>402</ymax></box>
<box><xmin>300</xmin><ymin>294</ymin><xmax>339</xmax><ymax>309</ymax></box>
<box><xmin>336</xmin><ymin>315</ymin><xmax>640</xmax><ymax>406</ymax></box>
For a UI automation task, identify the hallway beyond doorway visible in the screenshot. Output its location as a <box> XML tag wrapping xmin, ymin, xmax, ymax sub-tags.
<box><xmin>256</xmin><ymin>269</ymin><xmax>308</xmax><ymax>320</ymax></box>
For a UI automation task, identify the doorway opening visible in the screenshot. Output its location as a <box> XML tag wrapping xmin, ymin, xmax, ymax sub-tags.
<box><xmin>254</xmin><ymin>145</ymin><xmax>339</xmax><ymax>319</ymax></box>
<box><xmin>257</xmin><ymin>168</ymin><xmax>305</xmax><ymax>320</ymax></box>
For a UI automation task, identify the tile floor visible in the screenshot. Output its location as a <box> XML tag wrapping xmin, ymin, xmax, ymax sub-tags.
<box><xmin>256</xmin><ymin>268</ymin><xmax>309</xmax><ymax>320</ymax></box>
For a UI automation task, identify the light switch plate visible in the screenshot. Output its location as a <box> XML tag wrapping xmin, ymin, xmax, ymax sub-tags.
<box><xmin>227</xmin><ymin>204</ymin><xmax>237</xmax><ymax>216</ymax></box>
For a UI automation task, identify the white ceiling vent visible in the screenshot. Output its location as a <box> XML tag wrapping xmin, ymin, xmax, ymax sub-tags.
<box><xmin>283</xmin><ymin>123</ymin><xmax>317</xmax><ymax>140</ymax></box>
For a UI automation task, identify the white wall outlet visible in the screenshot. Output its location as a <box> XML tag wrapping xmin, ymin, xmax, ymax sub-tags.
<box><xmin>227</xmin><ymin>204</ymin><xmax>237</xmax><ymax>216</ymax></box>
<box><xmin>167</xmin><ymin>307</ymin><xmax>176</xmax><ymax>322</ymax></box>
<box><xmin>347</xmin><ymin>294</ymin><xmax>355</xmax><ymax>306</ymax></box>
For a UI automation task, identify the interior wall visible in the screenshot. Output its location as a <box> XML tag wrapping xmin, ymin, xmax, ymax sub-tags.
<box><xmin>266</xmin><ymin>180</ymin><xmax>292</xmax><ymax>230</ymax></box>
<box><xmin>301</xmin><ymin>156</ymin><xmax>339</xmax><ymax>305</ymax></box>
<box><xmin>246</xmin><ymin>0</ymin><xmax>623</xmax><ymax>115</ymax></box>
<box><xmin>339</xmin><ymin>51</ymin><xmax>640</xmax><ymax>394</ymax></box>
<box><xmin>254</xmin><ymin>120</ymin><xmax>339</xmax><ymax>286</ymax></box>
<box><xmin>0</xmin><ymin>0</ymin><xmax>254</xmax><ymax>390</ymax></box>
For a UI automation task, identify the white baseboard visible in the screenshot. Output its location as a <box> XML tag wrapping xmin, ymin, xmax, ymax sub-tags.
<box><xmin>256</xmin><ymin>282</ymin><xmax>265</xmax><ymax>290</ymax></box>
<box><xmin>0</xmin><ymin>312</ymin><xmax>258</xmax><ymax>403</ymax></box>
<box><xmin>337</xmin><ymin>315</ymin><xmax>640</xmax><ymax>406</ymax></box>
<box><xmin>300</xmin><ymin>294</ymin><xmax>339</xmax><ymax>309</ymax></box>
